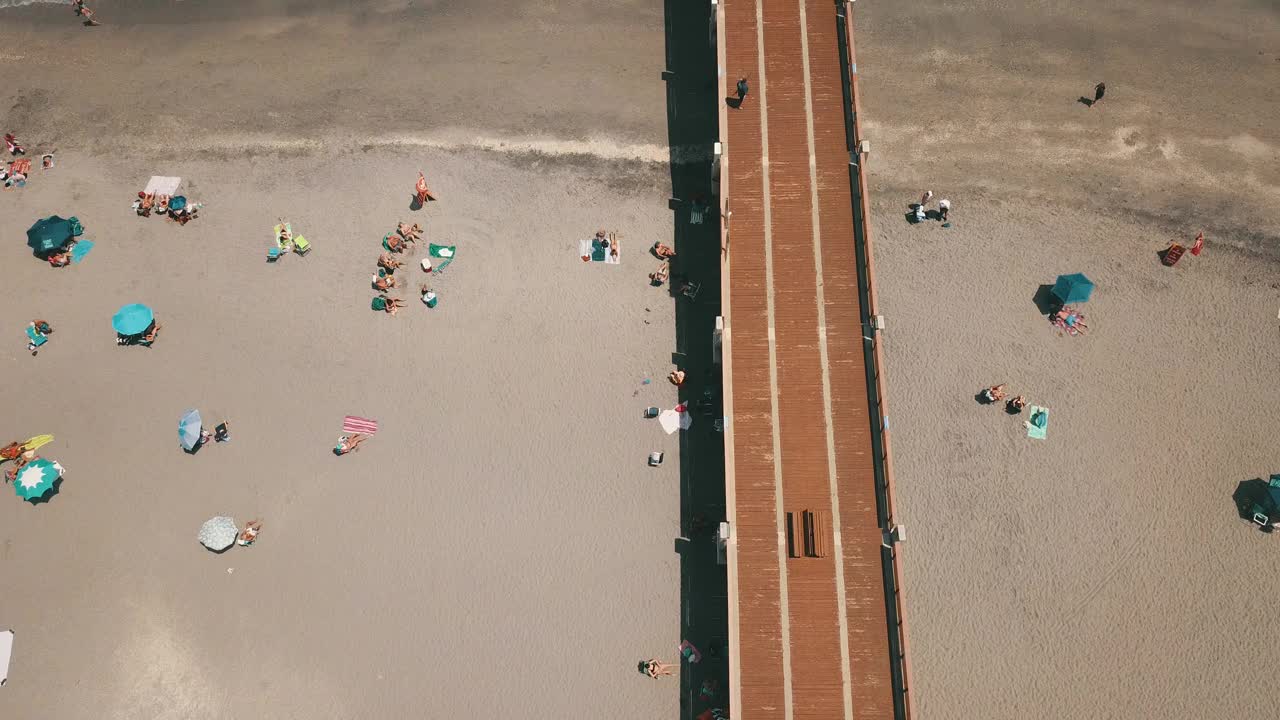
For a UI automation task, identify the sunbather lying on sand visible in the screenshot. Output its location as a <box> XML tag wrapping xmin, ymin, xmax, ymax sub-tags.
<box><xmin>373</xmin><ymin>297</ymin><xmax>405</xmax><ymax>315</ymax></box>
<box><xmin>1007</xmin><ymin>395</ymin><xmax>1027</xmax><ymax>413</ymax></box>
<box><xmin>385</xmin><ymin>234</ymin><xmax>406</xmax><ymax>253</ymax></box>
<box><xmin>237</xmin><ymin>520</ymin><xmax>262</xmax><ymax>546</ymax></box>
<box><xmin>650</xmin><ymin>261</ymin><xmax>670</xmax><ymax>286</ymax></box>
<box><xmin>397</xmin><ymin>222</ymin><xmax>422</xmax><ymax>242</ymax></box>
<box><xmin>654</xmin><ymin>242</ymin><xmax>676</xmax><ymax>259</ymax></box>
<box><xmin>983</xmin><ymin>384</ymin><xmax>1007</xmax><ymax>403</ymax></box>
<box><xmin>334</xmin><ymin>433</ymin><xmax>368</xmax><ymax>455</ymax></box>
<box><xmin>372</xmin><ymin>274</ymin><xmax>397</xmax><ymax>292</ymax></box>
<box><xmin>378</xmin><ymin>253</ymin><xmax>402</xmax><ymax>272</ymax></box>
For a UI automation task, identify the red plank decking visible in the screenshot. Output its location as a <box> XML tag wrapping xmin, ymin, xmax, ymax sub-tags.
<box><xmin>717</xmin><ymin>2</ymin><xmax>903</xmax><ymax>719</ymax></box>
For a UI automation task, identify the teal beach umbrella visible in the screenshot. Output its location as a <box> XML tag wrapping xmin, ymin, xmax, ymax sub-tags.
<box><xmin>14</xmin><ymin>458</ymin><xmax>61</xmax><ymax>501</ymax></box>
<box><xmin>112</xmin><ymin>304</ymin><xmax>154</xmax><ymax>336</ymax></box>
<box><xmin>1050</xmin><ymin>273</ymin><xmax>1095</xmax><ymax>304</ymax></box>
<box><xmin>26</xmin><ymin>216</ymin><xmax>73</xmax><ymax>255</ymax></box>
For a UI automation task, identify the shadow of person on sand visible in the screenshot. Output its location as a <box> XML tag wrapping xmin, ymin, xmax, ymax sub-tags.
<box><xmin>1078</xmin><ymin>96</ymin><xmax>1095</xmax><ymax>108</ymax></box>
<box><xmin>725</xmin><ymin>96</ymin><xmax>742</xmax><ymax>109</ymax></box>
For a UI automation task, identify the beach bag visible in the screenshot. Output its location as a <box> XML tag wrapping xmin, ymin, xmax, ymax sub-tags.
<box><xmin>371</xmin><ymin>296</ymin><xmax>388</xmax><ymax>311</ymax></box>
<box><xmin>68</xmin><ymin>217</ymin><xmax>84</xmax><ymax>236</ymax></box>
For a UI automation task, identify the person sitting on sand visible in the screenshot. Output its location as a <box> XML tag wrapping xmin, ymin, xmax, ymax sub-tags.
<box><xmin>334</xmin><ymin>433</ymin><xmax>368</xmax><ymax>455</ymax></box>
<box><xmin>385</xmin><ymin>234</ymin><xmax>406</xmax><ymax>253</ymax></box>
<box><xmin>237</xmin><ymin>520</ymin><xmax>262</xmax><ymax>546</ymax></box>
<box><xmin>654</xmin><ymin>242</ymin><xmax>676</xmax><ymax>259</ymax></box>
<box><xmin>640</xmin><ymin>659</ymin><xmax>676</xmax><ymax>678</ymax></box>
<box><xmin>4</xmin><ymin>133</ymin><xmax>23</xmax><ymax>156</ymax></box>
<box><xmin>1007</xmin><ymin>395</ymin><xmax>1027</xmax><ymax>413</ymax></box>
<box><xmin>141</xmin><ymin>323</ymin><xmax>161</xmax><ymax>344</ymax></box>
<box><xmin>983</xmin><ymin>384</ymin><xmax>1007</xmax><ymax>403</ymax></box>
<box><xmin>47</xmin><ymin>249</ymin><xmax>72</xmax><ymax>267</ymax></box>
<box><xmin>415</xmin><ymin>172</ymin><xmax>435</xmax><ymax>205</ymax></box>
<box><xmin>669</xmin><ymin>369</ymin><xmax>686</xmax><ymax>386</ymax></box>
<box><xmin>372</xmin><ymin>274</ymin><xmax>397</xmax><ymax>292</ymax></box>
<box><xmin>650</xmin><ymin>261</ymin><xmax>670</xmax><ymax>286</ymax></box>
<box><xmin>378</xmin><ymin>253</ymin><xmax>402</xmax><ymax>273</ymax></box>
<box><xmin>3</xmin><ymin>449</ymin><xmax>35</xmax><ymax>483</ymax></box>
<box><xmin>139</xmin><ymin>192</ymin><xmax>155</xmax><ymax>216</ymax></box>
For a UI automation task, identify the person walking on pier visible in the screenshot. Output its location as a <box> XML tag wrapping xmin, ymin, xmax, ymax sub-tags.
<box><xmin>736</xmin><ymin>77</ymin><xmax>749</xmax><ymax>103</ymax></box>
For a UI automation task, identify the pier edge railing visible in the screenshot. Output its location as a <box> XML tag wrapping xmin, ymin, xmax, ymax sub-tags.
<box><xmin>836</xmin><ymin>2</ymin><xmax>915</xmax><ymax>718</ymax></box>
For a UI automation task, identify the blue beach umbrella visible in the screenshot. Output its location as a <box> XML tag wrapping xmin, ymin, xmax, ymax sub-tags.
<box><xmin>169</xmin><ymin>196</ymin><xmax>187</xmax><ymax>211</ymax></box>
<box><xmin>112</xmin><ymin>303</ymin><xmax>154</xmax><ymax>336</ymax></box>
<box><xmin>179</xmin><ymin>409</ymin><xmax>203</xmax><ymax>451</ymax></box>
<box><xmin>1050</xmin><ymin>273</ymin><xmax>1095</xmax><ymax>305</ymax></box>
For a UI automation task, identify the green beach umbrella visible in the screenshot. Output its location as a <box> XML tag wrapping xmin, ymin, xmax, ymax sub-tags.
<box><xmin>26</xmin><ymin>216</ymin><xmax>73</xmax><ymax>255</ymax></box>
<box><xmin>1050</xmin><ymin>273</ymin><xmax>1095</xmax><ymax>305</ymax></box>
<box><xmin>13</xmin><ymin>458</ymin><xmax>61</xmax><ymax>501</ymax></box>
<box><xmin>112</xmin><ymin>303</ymin><xmax>154</xmax><ymax>336</ymax></box>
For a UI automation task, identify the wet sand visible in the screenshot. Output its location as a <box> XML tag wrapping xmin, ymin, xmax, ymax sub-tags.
<box><xmin>0</xmin><ymin>2</ymin><xmax>683</xmax><ymax>719</ymax></box>
<box><xmin>858</xmin><ymin>1</ymin><xmax>1280</xmax><ymax>717</ymax></box>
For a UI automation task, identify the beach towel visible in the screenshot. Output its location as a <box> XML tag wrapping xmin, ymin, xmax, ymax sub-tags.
<box><xmin>70</xmin><ymin>239</ymin><xmax>94</xmax><ymax>263</ymax></box>
<box><xmin>428</xmin><ymin>244</ymin><xmax>456</xmax><ymax>259</ymax></box>
<box><xmin>0</xmin><ymin>629</ymin><xmax>12</xmax><ymax>686</ymax></box>
<box><xmin>25</xmin><ymin>326</ymin><xmax>47</xmax><ymax>348</ymax></box>
<box><xmin>21</xmin><ymin>435</ymin><xmax>52</xmax><ymax>452</ymax></box>
<box><xmin>144</xmin><ymin>176</ymin><xmax>181</xmax><ymax>196</ymax></box>
<box><xmin>10</xmin><ymin>159</ymin><xmax>31</xmax><ymax>175</ymax></box>
<box><xmin>343</xmin><ymin>416</ymin><xmax>378</xmax><ymax>434</ymax></box>
<box><xmin>1026</xmin><ymin>406</ymin><xmax>1048</xmax><ymax>440</ymax></box>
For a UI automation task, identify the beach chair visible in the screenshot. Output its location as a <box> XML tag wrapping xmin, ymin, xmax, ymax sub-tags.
<box><xmin>1163</xmin><ymin>243</ymin><xmax>1185</xmax><ymax>266</ymax></box>
<box><xmin>267</xmin><ymin>245</ymin><xmax>283</xmax><ymax>262</ymax></box>
<box><xmin>292</xmin><ymin>235</ymin><xmax>311</xmax><ymax>256</ymax></box>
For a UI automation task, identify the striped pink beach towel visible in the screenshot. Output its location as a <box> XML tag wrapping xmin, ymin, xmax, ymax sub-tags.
<box><xmin>342</xmin><ymin>416</ymin><xmax>378</xmax><ymax>434</ymax></box>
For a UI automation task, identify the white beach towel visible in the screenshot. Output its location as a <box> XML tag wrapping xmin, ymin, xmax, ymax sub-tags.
<box><xmin>0</xmin><ymin>629</ymin><xmax>12</xmax><ymax>686</ymax></box>
<box><xmin>144</xmin><ymin>176</ymin><xmax>181</xmax><ymax>196</ymax></box>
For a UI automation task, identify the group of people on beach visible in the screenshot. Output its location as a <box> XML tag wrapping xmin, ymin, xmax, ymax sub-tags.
<box><xmin>912</xmin><ymin>190</ymin><xmax>951</xmax><ymax>224</ymax></box>
<box><xmin>3</xmin><ymin>132</ymin><xmax>54</xmax><ymax>190</ymax></box>
<box><xmin>981</xmin><ymin>384</ymin><xmax>1028</xmax><ymax>414</ymax></box>
<box><xmin>371</xmin><ymin>171</ymin><xmax>440</xmax><ymax>315</ymax></box>
<box><xmin>132</xmin><ymin>191</ymin><xmax>201</xmax><ymax>224</ymax></box>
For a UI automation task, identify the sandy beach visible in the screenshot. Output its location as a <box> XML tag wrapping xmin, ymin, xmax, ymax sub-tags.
<box><xmin>858</xmin><ymin>1</ymin><xmax>1280</xmax><ymax>718</ymax></box>
<box><xmin>3</xmin><ymin>0</ymin><xmax>1279</xmax><ymax>718</ymax></box>
<box><xmin>0</xmin><ymin>2</ymin><xmax>685</xmax><ymax>719</ymax></box>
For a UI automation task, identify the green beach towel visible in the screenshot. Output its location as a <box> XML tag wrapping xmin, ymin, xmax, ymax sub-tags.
<box><xmin>428</xmin><ymin>244</ymin><xmax>456</xmax><ymax>259</ymax></box>
<box><xmin>1026</xmin><ymin>406</ymin><xmax>1048</xmax><ymax>440</ymax></box>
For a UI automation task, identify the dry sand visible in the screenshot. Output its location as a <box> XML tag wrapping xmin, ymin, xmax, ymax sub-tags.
<box><xmin>858</xmin><ymin>1</ymin><xmax>1280</xmax><ymax>718</ymax></box>
<box><xmin>0</xmin><ymin>3</ymin><xmax>685</xmax><ymax>719</ymax></box>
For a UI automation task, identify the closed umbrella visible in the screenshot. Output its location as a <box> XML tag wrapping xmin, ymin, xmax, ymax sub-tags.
<box><xmin>198</xmin><ymin>516</ymin><xmax>238</xmax><ymax>552</ymax></box>
<box><xmin>13</xmin><ymin>458</ymin><xmax>61</xmax><ymax>501</ymax></box>
<box><xmin>112</xmin><ymin>303</ymin><xmax>154</xmax><ymax>336</ymax></box>
<box><xmin>179</xmin><ymin>409</ymin><xmax>203</xmax><ymax>451</ymax></box>
<box><xmin>26</xmin><ymin>216</ymin><xmax>73</xmax><ymax>255</ymax></box>
<box><xmin>1050</xmin><ymin>273</ymin><xmax>1095</xmax><ymax>305</ymax></box>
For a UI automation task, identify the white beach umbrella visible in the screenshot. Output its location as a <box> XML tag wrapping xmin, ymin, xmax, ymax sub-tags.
<box><xmin>658</xmin><ymin>409</ymin><xmax>693</xmax><ymax>435</ymax></box>
<box><xmin>198</xmin><ymin>516</ymin><xmax>238</xmax><ymax>552</ymax></box>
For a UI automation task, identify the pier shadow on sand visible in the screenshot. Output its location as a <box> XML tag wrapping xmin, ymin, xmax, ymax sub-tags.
<box><xmin>662</xmin><ymin>0</ymin><xmax>730</xmax><ymax>717</ymax></box>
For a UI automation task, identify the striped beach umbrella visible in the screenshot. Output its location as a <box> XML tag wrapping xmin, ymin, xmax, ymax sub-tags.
<box><xmin>14</xmin><ymin>458</ymin><xmax>61</xmax><ymax>501</ymax></box>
